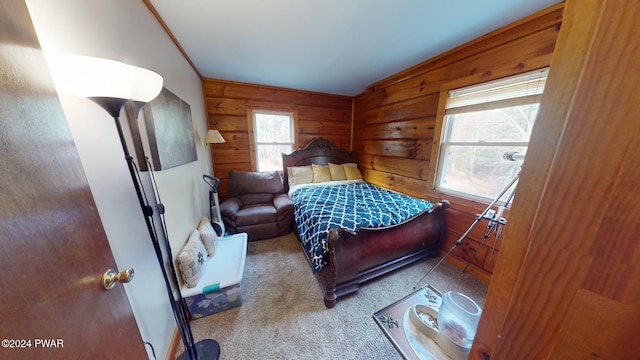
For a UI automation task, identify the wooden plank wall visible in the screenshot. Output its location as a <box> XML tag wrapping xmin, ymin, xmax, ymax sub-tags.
<box><xmin>202</xmin><ymin>79</ymin><xmax>352</xmax><ymax>198</ymax></box>
<box><xmin>352</xmin><ymin>4</ymin><xmax>564</xmax><ymax>281</ymax></box>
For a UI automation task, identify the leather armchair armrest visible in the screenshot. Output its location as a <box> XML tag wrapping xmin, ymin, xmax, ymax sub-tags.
<box><xmin>220</xmin><ymin>197</ymin><xmax>242</xmax><ymax>220</ymax></box>
<box><xmin>273</xmin><ymin>193</ymin><xmax>293</xmax><ymax>216</ymax></box>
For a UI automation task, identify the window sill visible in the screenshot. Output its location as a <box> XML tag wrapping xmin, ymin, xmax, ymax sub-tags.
<box><xmin>425</xmin><ymin>189</ymin><xmax>511</xmax><ymax>217</ymax></box>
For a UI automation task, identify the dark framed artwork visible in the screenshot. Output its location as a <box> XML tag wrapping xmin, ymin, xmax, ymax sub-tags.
<box><xmin>143</xmin><ymin>87</ymin><xmax>197</xmax><ymax>170</ymax></box>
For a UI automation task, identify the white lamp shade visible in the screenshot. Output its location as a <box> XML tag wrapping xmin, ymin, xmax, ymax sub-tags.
<box><xmin>46</xmin><ymin>54</ymin><xmax>163</xmax><ymax>102</ymax></box>
<box><xmin>205</xmin><ymin>129</ymin><xmax>225</xmax><ymax>144</ymax></box>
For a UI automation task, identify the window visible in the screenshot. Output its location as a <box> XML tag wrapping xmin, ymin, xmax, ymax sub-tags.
<box><xmin>252</xmin><ymin>110</ymin><xmax>295</xmax><ymax>171</ymax></box>
<box><xmin>436</xmin><ymin>68</ymin><xmax>548</xmax><ymax>202</ymax></box>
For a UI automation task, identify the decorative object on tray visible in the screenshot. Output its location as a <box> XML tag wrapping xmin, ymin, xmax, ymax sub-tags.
<box><xmin>437</xmin><ymin>292</ymin><xmax>481</xmax><ymax>353</ymax></box>
<box><xmin>374</xmin><ymin>285</ymin><xmax>482</xmax><ymax>360</ymax></box>
<box><xmin>374</xmin><ymin>285</ymin><xmax>445</xmax><ymax>359</ymax></box>
<box><xmin>403</xmin><ymin>304</ymin><xmax>448</xmax><ymax>360</ymax></box>
<box><xmin>409</xmin><ymin>304</ymin><xmax>439</xmax><ymax>337</ymax></box>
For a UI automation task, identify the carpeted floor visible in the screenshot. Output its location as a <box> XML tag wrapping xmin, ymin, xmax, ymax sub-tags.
<box><xmin>176</xmin><ymin>232</ymin><xmax>488</xmax><ymax>359</ymax></box>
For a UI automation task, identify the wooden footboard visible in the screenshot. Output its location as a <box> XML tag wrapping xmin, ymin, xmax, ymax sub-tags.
<box><xmin>315</xmin><ymin>200</ymin><xmax>449</xmax><ymax>308</ymax></box>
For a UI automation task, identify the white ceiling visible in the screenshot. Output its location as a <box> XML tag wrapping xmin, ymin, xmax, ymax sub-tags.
<box><xmin>149</xmin><ymin>0</ymin><xmax>560</xmax><ymax>96</ymax></box>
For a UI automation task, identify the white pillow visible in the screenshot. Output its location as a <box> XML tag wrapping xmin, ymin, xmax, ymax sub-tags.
<box><xmin>177</xmin><ymin>230</ymin><xmax>208</xmax><ymax>288</ymax></box>
<box><xmin>198</xmin><ymin>217</ymin><xmax>217</xmax><ymax>257</ymax></box>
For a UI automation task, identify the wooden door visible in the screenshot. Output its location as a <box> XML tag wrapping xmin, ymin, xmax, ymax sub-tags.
<box><xmin>471</xmin><ymin>0</ymin><xmax>640</xmax><ymax>359</ymax></box>
<box><xmin>0</xmin><ymin>1</ymin><xmax>147</xmax><ymax>359</ymax></box>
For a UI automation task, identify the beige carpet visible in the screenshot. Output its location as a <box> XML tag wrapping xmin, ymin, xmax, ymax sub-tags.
<box><xmin>176</xmin><ymin>232</ymin><xmax>488</xmax><ymax>359</ymax></box>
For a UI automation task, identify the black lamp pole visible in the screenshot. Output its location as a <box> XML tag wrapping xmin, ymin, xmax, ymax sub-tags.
<box><xmin>89</xmin><ymin>97</ymin><xmax>219</xmax><ymax>360</ymax></box>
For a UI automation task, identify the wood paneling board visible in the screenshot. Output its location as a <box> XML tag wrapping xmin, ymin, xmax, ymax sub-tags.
<box><xmin>440</xmin><ymin>213</ymin><xmax>503</xmax><ymax>276</ymax></box>
<box><xmin>355</xmin><ymin>94</ymin><xmax>440</xmax><ymax>125</ymax></box>
<box><xmin>203</xmin><ymin>79</ymin><xmax>352</xmax><ymax>109</ymax></box>
<box><xmin>441</xmin><ymin>234</ymin><xmax>489</xmax><ymax>272</ymax></box>
<box><xmin>298</xmin><ymin>104</ymin><xmax>351</xmax><ymax>120</ymax></box>
<box><xmin>298</xmin><ymin>109</ymin><xmax>351</xmax><ymax>135</ymax></box>
<box><xmin>354</xmin><ymin>139</ymin><xmax>431</xmax><ymax>160</ymax></box>
<box><xmin>208</xmin><ymin>114</ymin><xmax>248</xmax><ymax>132</ymax></box>
<box><xmin>358</xmin><ymin>154</ymin><xmax>429</xmax><ymax>180</ymax></box>
<box><xmin>445</xmin><ymin>207</ymin><xmax>503</xmax><ymax>250</ymax></box>
<box><xmin>550</xmin><ymin>290</ymin><xmax>640</xmax><ymax>359</ymax></box>
<box><xmin>585</xmin><ymin>159</ymin><xmax>640</xmax><ymax>301</ymax></box>
<box><xmin>354</xmin><ymin>118</ymin><xmax>435</xmax><ymax>141</ymax></box>
<box><xmin>298</xmin><ymin>119</ymin><xmax>350</xmax><ymax>136</ymax></box>
<box><xmin>362</xmin><ymin>168</ymin><xmax>429</xmax><ymax>200</ymax></box>
<box><xmin>439</xmin><ymin>53</ymin><xmax>554</xmax><ymax>95</ymax></box>
<box><xmin>213</xmin><ymin>146</ymin><xmax>250</xmax><ymax>165</ymax></box>
<box><xmin>206</xmin><ymin>97</ymin><xmax>247</xmax><ymax>116</ymax></box>
<box><xmin>297</xmin><ymin>134</ymin><xmax>351</xmax><ymax>151</ymax></box>
<box><xmin>215</xmin><ymin>162</ymin><xmax>251</xmax><ymax>179</ymax></box>
<box><xmin>444</xmin><ymin>252</ymin><xmax>493</xmax><ymax>284</ymax></box>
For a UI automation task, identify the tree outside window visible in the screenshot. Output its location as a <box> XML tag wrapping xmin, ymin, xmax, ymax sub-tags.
<box><xmin>253</xmin><ymin>110</ymin><xmax>294</xmax><ymax>171</ymax></box>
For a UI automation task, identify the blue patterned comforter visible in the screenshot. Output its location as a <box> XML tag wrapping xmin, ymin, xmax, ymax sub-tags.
<box><xmin>292</xmin><ymin>181</ymin><xmax>433</xmax><ymax>273</ymax></box>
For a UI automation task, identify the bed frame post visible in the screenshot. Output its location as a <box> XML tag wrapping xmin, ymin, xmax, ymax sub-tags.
<box><xmin>322</xmin><ymin>228</ymin><xmax>340</xmax><ymax>308</ymax></box>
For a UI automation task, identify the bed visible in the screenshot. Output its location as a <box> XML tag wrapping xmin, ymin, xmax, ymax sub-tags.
<box><xmin>283</xmin><ymin>137</ymin><xmax>449</xmax><ymax>308</ymax></box>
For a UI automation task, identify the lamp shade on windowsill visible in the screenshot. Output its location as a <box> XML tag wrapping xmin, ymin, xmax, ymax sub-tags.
<box><xmin>46</xmin><ymin>54</ymin><xmax>163</xmax><ymax>116</ymax></box>
<box><xmin>205</xmin><ymin>129</ymin><xmax>225</xmax><ymax>144</ymax></box>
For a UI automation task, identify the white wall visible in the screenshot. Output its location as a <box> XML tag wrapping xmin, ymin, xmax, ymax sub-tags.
<box><xmin>26</xmin><ymin>1</ymin><xmax>211</xmax><ymax>359</ymax></box>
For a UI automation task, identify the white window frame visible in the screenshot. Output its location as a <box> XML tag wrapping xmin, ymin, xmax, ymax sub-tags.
<box><xmin>434</xmin><ymin>68</ymin><xmax>549</xmax><ymax>203</ymax></box>
<box><xmin>251</xmin><ymin>109</ymin><xmax>295</xmax><ymax>172</ymax></box>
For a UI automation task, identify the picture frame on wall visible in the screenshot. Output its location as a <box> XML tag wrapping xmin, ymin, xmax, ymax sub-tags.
<box><xmin>143</xmin><ymin>87</ymin><xmax>197</xmax><ymax>170</ymax></box>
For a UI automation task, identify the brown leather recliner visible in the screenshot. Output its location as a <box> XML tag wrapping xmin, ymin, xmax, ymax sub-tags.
<box><xmin>220</xmin><ymin>170</ymin><xmax>293</xmax><ymax>241</ymax></box>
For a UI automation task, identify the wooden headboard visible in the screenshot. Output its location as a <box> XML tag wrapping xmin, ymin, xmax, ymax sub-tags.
<box><xmin>282</xmin><ymin>137</ymin><xmax>355</xmax><ymax>193</ymax></box>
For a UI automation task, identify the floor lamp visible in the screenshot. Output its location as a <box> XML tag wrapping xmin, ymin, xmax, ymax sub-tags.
<box><xmin>47</xmin><ymin>54</ymin><xmax>219</xmax><ymax>360</ymax></box>
<box><xmin>204</xmin><ymin>128</ymin><xmax>225</xmax><ymax>176</ymax></box>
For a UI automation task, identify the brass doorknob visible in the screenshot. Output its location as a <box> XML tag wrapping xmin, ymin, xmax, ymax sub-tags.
<box><xmin>101</xmin><ymin>268</ymin><xmax>134</xmax><ymax>290</ymax></box>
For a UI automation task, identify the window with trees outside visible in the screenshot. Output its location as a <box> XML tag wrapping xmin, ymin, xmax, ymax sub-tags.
<box><xmin>436</xmin><ymin>68</ymin><xmax>548</xmax><ymax>203</ymax></box>
<box><xmin>252</xmin><ymin>110</ymin><xmax>295</xmax><ymax>171</ymax></box>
